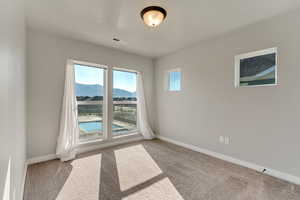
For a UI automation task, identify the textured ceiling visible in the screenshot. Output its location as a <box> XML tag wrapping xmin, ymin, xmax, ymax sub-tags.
<box><xmin>26</xmin><ymin>0</ymin><xmax>300</xmax><ymax>58</ymax></box>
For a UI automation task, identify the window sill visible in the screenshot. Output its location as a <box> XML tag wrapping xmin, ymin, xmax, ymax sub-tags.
<box><xmin>77</xmin><ymin>138</ymin><xmax>104</xmax><ymax>146</ymax></box>
<box><xmin>75</xmin><ymin>132</ymin><xmax>143</xmax><ymax>154</ymax></box>
<box><xmin>75</xmin><ymin>131</ymin><xmax>141</xmax><ymax>147</ymax></box>
<box><xmin>112</xmin><ymin>131</ymin><xmax>140</xmax><ymax>139</ymax></box>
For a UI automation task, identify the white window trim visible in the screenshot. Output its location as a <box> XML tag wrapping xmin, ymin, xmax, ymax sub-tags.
<box><xmin>72</xmin><ymin>60</ymin><xmax>109</xmax><ymax>144</ymax></box>
<box><xmin>71</xmin><ymin>59</ymin><xmax>140</xmax><ymax>145</ymax></box>
<box><xmin>72</xmin><ymin>59</ymin><xmax>108</xmax><ymax>69</ymax></box>
<box><xmin>165</xmin><ymin>68</ymin><xmax>182</xmax><ymax>92</ymax></box>
<box><xmin>234</xmin><ymin>47</ymin><xmax>278</xmax><ymax>88</ymax></box>
<box><xmin>111</xmin><ymin>67</ymin><xmax>139</xmax><ymax>139</ymax></box>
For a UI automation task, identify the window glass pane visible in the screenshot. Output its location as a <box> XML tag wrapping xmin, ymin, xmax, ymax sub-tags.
<box><xmin>113</xmin><ymin>70</ymin><xmax>137</xmax><ymax>136</ymax></box>
<box><xmin>74</xmin><ymin>64</ymin><xmax>104</xmax><ymax>141</ymax></box>
<box><xmin>169</xmin><ymin>71</ymin><xmax>181</xmax><ymax>91</ymax></box>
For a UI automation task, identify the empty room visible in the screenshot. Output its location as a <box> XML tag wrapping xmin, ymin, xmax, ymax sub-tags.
<box><xmin>1</xmin><ymin>0</ymin><xmax>300</xmax><ymax>199</ymax></box>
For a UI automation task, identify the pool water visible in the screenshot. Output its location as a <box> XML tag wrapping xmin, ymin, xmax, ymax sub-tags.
<box><xmin>79</xmin><ymin>121</ymin><xmax>123</xmax><ymax>133</ymax></box>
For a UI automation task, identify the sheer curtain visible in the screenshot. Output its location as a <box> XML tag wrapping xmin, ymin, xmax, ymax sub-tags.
<box><xmin>56</xmin><ymin>60</ymin><xmax>78</xmax><ymax>161</ymax></box>
<box><xmin>137</xmin><ymin>72</ymin><xmax>155</xmax><ymax>139</ymax></box>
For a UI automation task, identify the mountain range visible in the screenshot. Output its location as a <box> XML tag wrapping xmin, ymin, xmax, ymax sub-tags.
<box><xmin>75</xmin><ymin>83</ymin><xmax>136</xmax><ymax>97</ymax></box>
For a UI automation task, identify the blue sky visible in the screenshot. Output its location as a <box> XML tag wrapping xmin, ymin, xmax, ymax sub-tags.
<box><xmin>74</xmin><ymin>64</ymin><xmax>137</xmax><ymax>92</ymax></box>
<box><xmin>169</xmin><ymin>71</ymin><xmax>181</xmax><ymax>91</ymax></box>
<box><xmin>113</xmin><ymin>70</ymin><xmax>137</xmax><ymax>92</ymax></box>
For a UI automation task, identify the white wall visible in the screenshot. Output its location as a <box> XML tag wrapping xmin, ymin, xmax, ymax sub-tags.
<box><xmin>0</xmin><ymin>0</ymin><xmax>26</xmax><ymax>199</ymax></box>
<box><xmin>26</xmin><ymin>29</ymin><xmax>155</xmax><ymax>159</ymax></box>
<box><xmin>155</xmin><ymin>9</ymin><xmax>300</xmax><ymax>178</ymax></box>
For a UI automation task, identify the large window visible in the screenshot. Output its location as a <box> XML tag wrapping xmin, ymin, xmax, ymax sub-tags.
<box><xmin>74</xmin><ymin>64</ymin><xmax>106</xmax><ymax>142</ymax></box>
<box><xmin>113</xmin><ymin>70</ymin><xmax>138</xmax><ymax>136</ymax></box>
<box><xmin>74</xmin><ymin>62</ymin><xmax>138</xmax><ymax>142</ymax></box>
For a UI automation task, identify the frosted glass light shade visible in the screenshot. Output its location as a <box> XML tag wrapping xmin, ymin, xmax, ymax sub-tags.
<box><xmin>141</xmin><ymin>6</ymin><xmax>167</xmax><ymax>27</ymax></box>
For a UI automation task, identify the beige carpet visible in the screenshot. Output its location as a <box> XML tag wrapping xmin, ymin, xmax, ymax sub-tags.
<box><xmin>24</xmin><ymin>139</ymin><xmax>300</xmax><ymax>200</ymax></box>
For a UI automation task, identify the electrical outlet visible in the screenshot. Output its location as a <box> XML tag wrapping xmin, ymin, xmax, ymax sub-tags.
<box><xmin>219</xmin><ymin>136</ymin><xmax>224</xmax><ymax>143</ymax></box>
<box><xmin>224</xmin><ymin>137</ymin><xmax>230</xmax><ymax>145</ymax></box>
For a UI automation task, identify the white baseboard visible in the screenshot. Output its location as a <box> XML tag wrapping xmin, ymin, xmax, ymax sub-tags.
<box><xmin>26</xmin><ymin>154</ymin><xmax>57</xmax><ymax>165</ymax></box>
<box><xmin>20</xmin><ymin>162</ymin><xmax>28</xmax><ymax>200</ymax></box>
<box><xmin>26</xmin><ymin>135</ymin><xmax>144</xmax><ymax>165</ymax></box>
<box><xmin>157</xmin><ymin>135</ymin><xmax>300</xmax><ymax>185</ymax></box>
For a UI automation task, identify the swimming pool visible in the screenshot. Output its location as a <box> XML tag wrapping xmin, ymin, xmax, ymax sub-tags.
<box><xmin>79</xmin><ymin>121</ymin><xmax>123</xmax><ymax>133</ymax></box>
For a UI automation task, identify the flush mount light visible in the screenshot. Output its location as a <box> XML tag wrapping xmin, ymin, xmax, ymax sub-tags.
<box><xmin>140</xmin><ymin>6</ymin><xmax>167</xmax><ymax>28</ymax></box>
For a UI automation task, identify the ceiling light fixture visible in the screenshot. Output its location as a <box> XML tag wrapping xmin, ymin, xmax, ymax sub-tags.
<box><xmin>140</xmin><ymin>6</ymin><xmax>167</xmax><ymax>28</ymax></box>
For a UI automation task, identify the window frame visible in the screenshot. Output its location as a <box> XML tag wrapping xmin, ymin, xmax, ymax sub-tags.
<box><xmin>72</xmin><ymin>60</ymin><xmax>108</xmax><ymax>144</ymax></box>
<box><xmin>166</xmin><ymin>68</ymin><xmax>182</xmax><ymax>92</ymax></box>
<box><xmin>71</xmin><ymin>59</ymin><xmax>140</xmax><ymax>145</ymax></box>
<box><xmin>111</xmin><ymin>67</ymin><xmax>139</xmax><ymax>138</ymax></box>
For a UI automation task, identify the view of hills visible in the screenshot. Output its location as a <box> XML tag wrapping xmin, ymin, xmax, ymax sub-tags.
<box><xmin>75</xmin><ymin>83</ymin><xmax>136</xmax><ymax>97</ymax></box>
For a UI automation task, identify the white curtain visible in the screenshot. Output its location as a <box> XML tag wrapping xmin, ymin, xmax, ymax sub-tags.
<box><xmin>56</xmin><ymin>60</ymin><xmax>79</xmax><ymax>161</ymax></box>
<box><xmin>137</xmin><ymin>73</ymin><xmax>155</xmax><ymax>139</ymax></box>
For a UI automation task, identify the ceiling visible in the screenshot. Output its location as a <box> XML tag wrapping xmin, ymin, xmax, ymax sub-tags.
<box><xmin>26</xmin><ymin>0</ymin><xmax>300</xmax><ymax>58</ymax></box>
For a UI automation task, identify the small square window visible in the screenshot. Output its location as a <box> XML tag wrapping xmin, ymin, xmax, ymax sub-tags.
<box><xmin>168</xmin><ymin>69</ymin><xmax>181</xmax><ymax>91</ymax></box>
